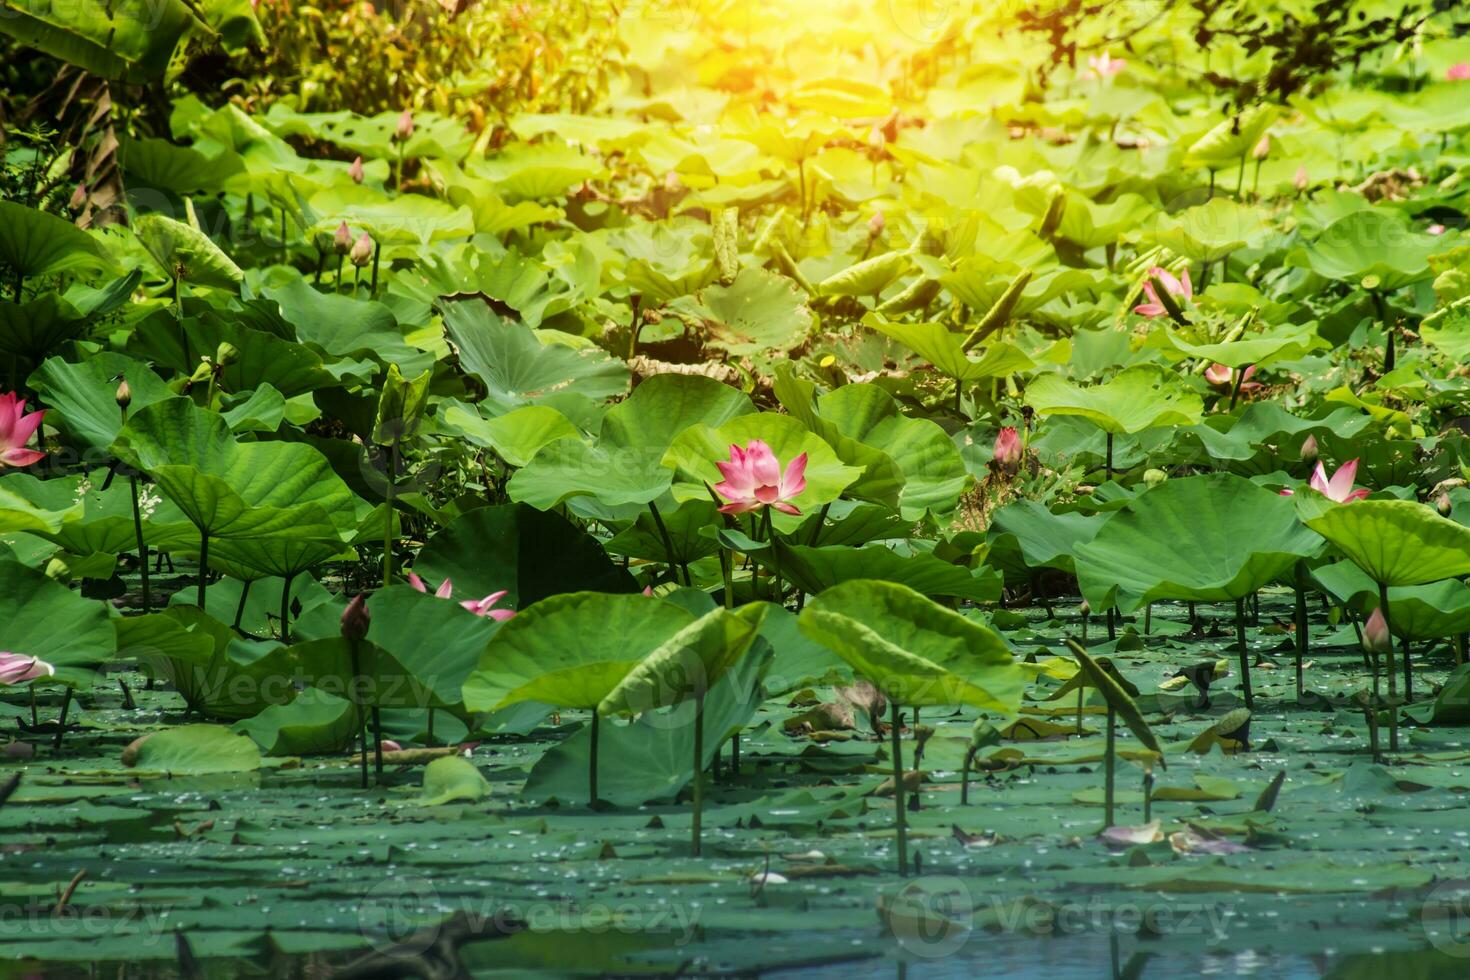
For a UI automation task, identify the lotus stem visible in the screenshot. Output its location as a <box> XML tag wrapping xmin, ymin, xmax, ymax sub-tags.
<box><xmin>53</xmin><ymin>688</ymin><xmax>72</xmax><ymax>751</ymax></box>
<box><xmin>129</xmin><ymin>475</ymin><xmax>151</xmax><ymax>615</ymax></box>
<box><xmin>1233</xmin><ymin>597</ymin><xmax>1253</xmax><ymax>709</ymax></box>
<box><xmin>589</xmin><ymin>711</ymin><xmax>600</xmax><ymax>807</ymax></box>
<box><xmin>370</xmin><ymin>242</ymin><xmax>382</xmax><ymax>299</ymax></box>
<box><xmin>961</xmin><ymin>747</ymin><xmax>972</xmax><ymax>805</ymax></box>
<box><xmin>1076</xmin><ymin>687</ymin><xmax>1084</xmax><ymax>735</ymax></box>
<box><xmin>349</xmin><ymin>639</ymin><xmax>368</xmax><ymax>789</ymax></box>
<box><xmin>382</xmin><ymin>447</ymin><xmax>396</xmax><ymax>589</ymax></box>
<box><xmin>719</xmin><ymin>549</ymin><xmax>734</xmax><ymax>609</ymax></box>
<box><xmin>196</xmin><ymin>531</ymin><xmax>210</xmax><ymax>610</ymax></box>
<box><xmin>279</xmin><ymin>574</ymin><xmax>295</xmax><ymax>643</ymax></box>
<box><xmin>1457</xmin><ymin>633</ymin><xmax>1467</xmax><ymax>666</ymax></box>
<box><xmin>1365</xmin><ymin>703</ymin><xmax>1381</xmax><ymax>763</ymax></box>
<box><xmin>692</xmin><ymin>691</ymin><xmax>705</xmax><ymax>857</ymax></box>
<box><xmin>647</xmin><ymin>501</ymin><xmax>683</xmax><ymax>586</ymax></box>
<box><xmin>1403</xmin><ymin>638</ymin><xmax>1413</xmax><ymax>705</ymax></box>
<box><xmin>730</xmin><ymin>731</ymin><xmax>740</xmax><ymax>775</ymax></box>
<box><xmin>1143</xmin><ymin>602</ymin><xmax>1151</xmax><ymax>636</ymax></box>
<box><xmin>233</xmin><ymin>580</ymin><xmax>251</xmax><ymax>632</ymax></box>
<box><xmin>1142</xmin><ymin>768</ymin><xmax>1154</xmax><ymax>823</ymax></box>
<box><xmin>1294</xmin><ymin>561</ymin><xmax>1308</xmax><ymax>701</ymax></box>
<box><xmin>1106</xmin><ymin>607</ymin><xmax>1116</xmax><ymax>641</ymax></box>
<box><xmin>889</xmin><ymin>699</ymin><xmax>908</xmax><ymax>877</ymax></box>
<box><xmin>1104</xmin><ymin>432</ymin><xmax>1113</xmax><ymax>481</ymax></box>
<box><xmin>1103</xmin><ymin>704</ymin><xmax>1116</xmax><ymax>829</ymax></box>
<box><xmin>1378</xmin><ymin>581</ymin><xmax>1399</xmax><ymax>752</ymax></box>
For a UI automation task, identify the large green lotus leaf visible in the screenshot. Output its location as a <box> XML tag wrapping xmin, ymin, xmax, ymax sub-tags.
<box><xmin>771</xmin><ymin>540</ymin><xmax>1001</xmax><ymax>602</ymax></box>
<box><xmin>361</xmin><ymin>586</ymin><xmax>501</xmax><ymax>709</ymax></box>
<box><xmin>0</xmin><ymin>201</ymin><xmax>112</xmax><ymax>280</ymax></box>
<box><xmin>232</xmin><ymin>688</ymin><xmax>356</xmax><ymax>757</ymax></box>
<box><xmin>1177</xmin><ymin>404</ymin><xmax>1375</xmax><ymax>464</ymax></box>
<box><xmin>204</xmin><ymin>519</ymin><xmax>350</xmax><ymax>580</ymax></box>
<box><xmin>1073</xmin><ymin>474</ymin><xmax>1322</xmax><ymax>613</ymax></box>
<box><xmin>663</xmin><ymin>413</ymin><xmax>863</xmax><ymax>530</ymax></box>
<box><xmin>126</xmin><ymin>725</ymin><xmax>262</xmax><ymax>775</ymax></box>
<box><xmin>1302</xmin><ymin>499</ymin><xmax>1470</xmax><ymax>587</ymax></box>
<box><xmin>1141</xmin><ymin>198</ymin><xmax>1270</xmax><ymax>262</ymax></box>
<box><xmin>417</xmin><ymin>756</ymin><xmax>492</xmax><ymax>806</ymax></box>
<box><xmin>118</xmin><ymin>136</ymin><xmax>245</xmax><ymax>194</ymax></box>
<box><xmin>413</xmin><ymin>504</ymin><xmax>637</xmax><ymax>612</ymax></box>
<box><xmin>1312</xmin><ymin>560</ymin><xmax>1470</xmax><ymax>643</ymax></box>
<box><xmin>612</xmin><ymin>222</ymin><xmax>716</xmax><ymax>302</ymax></box>
<box><xmin>288</xmin><ymin>635</ymin><xmax>436</xmax><ymax>709</ymax></box>
<box><xmin>307</xmin><ymin>185</ymin><xmax>475</xmax><ymax>244</ymax></box>
<box><xmin>0</xmin><ymin>471</ymin><xmax>175</xmax><ymax>557</ymax></box>
<box><xmin>0</xmin><ymin>480</ymin><xmax>82</xmax><ymax>537</ymax></box>
<box><xmin>814</xmin><ymin>383</ymin><xmax>969</xmax><ymax>518</ymax></box>
<box><xmin>265</xmin><ymin>278</ymin><xmax>429</xmax><ymax>376</ymax></box>
<box><xmin>133</xmin><ymin>213</ymin><xmax>243</xmax><ymax>291</ymax></box>
<box><xmin>0</xmin><ymin>558</ymin><xmax>115</xmax><ymax>688</ymax></box>
<box><xmin>671</xmin><ymin>268</ymin><xmax>813</xmax><ymax>356</ymax></box>
<box><xmin>865</xmin><ymin>314</ymin><xmax>1034</xmax><ymax>381</ymax></box>
<box><xmin>1183</xmin><ymin>105</ymin><xmax>1278</xmax><ymax>167</ymax></box>
<box><xmin>127</xmin><ymin>312</ymin><xmax>337</xmax><ymax>397</ymax></box>
<box><xmin>771</xmin><ymin>369</ymin><xmax>901</xmax><ymax>511</ymax></box>
<box><xmin>1025</xmin><ymin>365</ymin><xmax>1203</xmax><ymax>435</ymax></box>
<box><xmin>509</xmin><ymin>374</ymin><xmax>752</xmax><ymax>510</ymax></box>
<box><xmin>985</xmin><ymin>499</ymin><xmax>1106</xmax><ymax>575</ymax></box>
<box><xmin>111</xmin><ymin>399</ymin><xmax>356</xmax><ymax>537</ymax></box>
<box><xmin>1421</xmin><ymin>303</ymin><xmax>1470</xmax><ymax>361</ymax></box>
<box><xmin>1301</xmin><ymin>211</ymin><xmax>1440</xmax><ymax>290</ymax></box>
<box><xmin>264</xmin><ymin>104</ymin><xmax>473</xmax><ymax>161</ymax></box>
<box><xmin>440</xmin><ymin>298</ymin><xmax>629</xmax><ymax>415</ymax></box>
<box><xmin>30</xmin><ymin>353</ymin><xmax>178</xmax><ymax>452</ymax></box>
<box><xmin>605</xmin><ymin>499</ymin><xmax>721</xmax><ymax>565</ymax></box>
<box><xmin>469</xmin><ymin>141</ymin><xmax>604</xmax><ymax>201</ymax></box>
<box><xmin>1150</xmin><ymin>324</ymin><xmax>1326</xmax><ymax>368</ymax></box>
<box><xmin>438</xmin><ymin>401</ymin><xmax>580</xmax><ymax>468</ymax></box>
<box><xmin>521</xmin><ymin>636</ymin><xmax>771</xmax><ymax>806</ymax></box>
<box><xmin>599</xmin><ymin>603</ymin><xmax>768</xmax><ymax>715</ymax></box>
<box><xmin>463</xmin><ymin>593</ymin><xmax>697</xmax><ymax>711</ymax></box>
<box><xmin>798</xmin><ymin>579</ymin><xmax>1025</xmax><ymax>711</ymax></box>
<box><xmin>0</xmin><ymin>293</ymin><xmax>87</xmax><ymax>359</ymax></box>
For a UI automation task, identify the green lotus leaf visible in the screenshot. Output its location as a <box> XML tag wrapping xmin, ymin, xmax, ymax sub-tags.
<box><xmin>0</xmin><ymin>0</ymin><xmax>205</xmax><ymax>82</ymax></box>
<box><xmin>818</xmin><ymin>250</ymin><xmax>910</xmax><ymax>298</ymax></box>
<box><xmin>1150</xmin><ymin>324</ymin><xmax>1326</xmax><ymax>368</ymax></box>
<box><xmin>1142</xmin><ymin>198</ymin><xmax>1270</xmax><ymax>262</ymax></box>
<box><xmin>469</xmin><ymin>142</ymin><xmax>604</xmax><ymax>202</ymax></box>
<box><xmin>771</xmin><ymin>540</ymin><xmax>1001</xmax><ymax>602</ymax></box>
<box><xmin>985</xmin><ymin>499</ymin><xmax>1106</xmax><ymax>576</ymax></box>
<box><xmin>118</xmin><ymin>136</ymin><xmax>245</xmax><ymax>194</ymax></box>
<box><xmin>663</xmin><ymin>412</ymin><xmax>863</xmax><ymax>530</ymax></box>
<box><xmin>1183</xmin><ymin>105</ymin><xmax>1278</xmax><ymax>167</ymax></box>
<box><xmin>439</xmin><ymin>401</ymin><xmax>580</xmax><ymax>468</ymax></box>
<box><xmin>441</xmin><ymin>297</ymin><xmax>629</xmax><ymax>416</ymax></box>
<box><xmin>29</xmin><ymin>354</ymin><xmax>174</xmax><ymax>453</ymax></box>
<box><xmin>463</xmin><ymin>592</ymin><xmax>697</xmax><ymax>712</ymax></box>
<box><xmin>287</xmin><ymin>635</ymin><xmax>436</xmax><ymax>709</ymax></box>
<box><xmin>798</xmin><ymin>579</ymin><xmax>1025</xmax><ymax>711</ymax></box>
<box><xmin>1302</xmin><ymin>499</ymin><xmax>1470</xmax><ymax>587</ymax></box>
<box><xmin>128</xmin><ymin>311</ymin><xmax>338</xmax><ymax>397</ymax></box>
<box><xmin>0</xmin><ymin>293</ymin><xmax>88</xmax><ymax>360</ymax></box>
<box><xmin>605</xmin><ymin>499</ymin><xmax>721</xmax><ymax>566</ymax></box>
<box><xmin>266</xmin><ymin>278</ymin><xmax>429</xmax><ymax>376</ymax></box>
<box><xmin>1312</xmin><ymin>560</ymin><xmax>1470</xmax><ymax>643</ymax></box>
<box><xmin>0</xmin><ymin>200</ymin><xmax>112</xmax><ymax>281</ymax></box>
<box><xmin>509</xmin><ymin>374</ymin><xmax>751</xmax><ymax>510</ymax></box>
<box><xmin>865</xmin><ymin>313</ymin><xmax>1034</xmax><ymax>381</ymax></box>
<box><xmin>1025</xmin><ymin>365</ymin><xmax>1204</xmax><ymax>435</ymax></box>
<box><xmin>125</xmin><ymin>725</ymin><xmax>262</xmax><ymax>775</ymax></box>
<box><xmin>133</xmin><ymin>212</ymin><xmax>243</xmax><ymax>291</ymax></box>
<box><xmin>1301</xmin><ymin>211</ymin><xmax>1440</xmax><ymax>291</ymax></box>
<box><xmin>0</xmin><ymin>480</ymin><xmax>82</xmax><ymax>537</ymax></box>
<box><xmin>0</xmin><ymin>558</ymin><xmax>116</xmax><ymax>689</ymax></box>
<box><xmin>0</xmin><ymin>470</ymin><xmax>176</xmax><ymax>558</ymax></box>
<box><xmin>307</xmin><ymin>184</ymin><xmax>475</xmax><ymax>244</ymax></box>
<box><xmin>1421</xmin><ymin>302</ymin><xmax>1470</xmax><ymax>361</ymax></box>
<box><xmin>671</xmin><ymin>268</ymin><xmax>813</xmax><ymax>355</ymax></box>
<box><xmin>1073</xmin><ymin>474</ymin><xmax>1322</xmax><ymax>613</ymax></box>
<box><xmin>597</xmin><ymin>603</ymin><xmax>768</xmax><ymax>716</ymax></box>
<box><xmin>417</xmin><ymin>756</ymin><xmax>491</xmax><ymax>806</ymax></box>
<box><xmin>233</xmin><ymin>688</ymin><xmax>356</xmax><ymax>757</ymax></box>
<box><xmin>1177</xmin><ymin>404</ymin><xmax>1375</xmax><ymax>464</ymax></box>
<box><xmin>413</xmin><ymin>504</ymin><xmax>637</xmax><ymax>612</ymax></box>
<box><xmin>358</xmin><ymin>586</ymin><xmax>502</xmax><ymax>709</ymax></box>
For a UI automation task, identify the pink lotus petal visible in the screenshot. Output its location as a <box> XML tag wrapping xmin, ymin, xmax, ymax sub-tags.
<box><xmin>0</xmin><ymin>652</ymin><xmax>55</xmax><ymax>686</ymax></box>
<box><xmin>773</xmin><ymin>501</ymin><xmax>802</xmax><ymax>515</ymax></box>
<box><xmin>435</xmin><ymin>578</ymin><xmax>454</xmax><ymax>599</ymax></box>
<box><xmin>781</xmin><ymin>452</ymin><xmax>808</xmax><ymax>497</ymax></box>
<box><xmin>746</xmin><ymin>440</ymin><xmax>781</xmax><ymax>486</ymax></box>
<box><xmin>406</xmin><ymin>572</ymin><xmax>428</xmax><ymax>593</ymax></box>
<box><xmin>1327</xmin><ymin>459</ymin><xmax>1360</xmax><ymax>501</ymax></box>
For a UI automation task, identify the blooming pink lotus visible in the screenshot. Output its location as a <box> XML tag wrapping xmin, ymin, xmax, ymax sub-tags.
<box><xmin>1448</xmin><ymin>62</ymin><xmax>1470</xmax><ymax>81</ymax></box>
<box><xmin>407</xmin><ymin>572</ymin><xmax>515</xmax><ymax>621</ymax></box>
<box><xmin>1087</xmin><ymin>52</ymin><xmax>1125</xmax><ymax>79</ymax></box>
<box><xmin>993</xmin><ymin>426</ymin><xmax>1022</xmax><ymax>472</ymax></box>
<box><xmin>0</xmin><ymin>393</ymin><xmax>46</xmax><ymax>468</ymax></box>
<box><xmin>1134</xmin><ymin>267</ymin><xmax>1191</xmax><ymax>317</ymax></box>
<box><xmin>0</xmin><ymin>652</ymin><xmax>55</xmax><ymax>686</ymax></box>
<box><xmin>713</xmin><ymin>439</ymin><xmax>807</xmax><ymax>515</ymax></box>
<box><xmin>1280</xmin><ymin>459</ymin><xmax>1370</xmax><ymax>503</ymax></box>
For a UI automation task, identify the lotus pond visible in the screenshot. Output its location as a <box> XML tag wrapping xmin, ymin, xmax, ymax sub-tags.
<box><xmin>7</xmin><ymin>1</ymin><xmax>1470</xmax><ymax>977</ymax></box>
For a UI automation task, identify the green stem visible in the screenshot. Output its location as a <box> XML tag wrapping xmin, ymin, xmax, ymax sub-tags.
<box><xmin>372</xmin><ymin>707</ymin><xmax>384</xmax><ymax>782</ymax></box>
<box><xmin>1379</xmin><ymin>581</ymin><xmax>1399</xmax><ymax>752</ymax></box>
<box><xmin>197</xmin><ymin>531</ymin><xmax>210</xmax><ymax>610</ymax></box>
<box><xmin>53</xmin><ymin>688</ymin><xmax>72</xmax><ymax>751</ymax></box>
<box><xmin>382</xmin><ymin>447</ymin><xmax>395</xmax><ymax>588</ymax></box>
<box><xmin>1294</xmin><ymin>561</ymin><xmax>1308</xmax><ymax>701</ymax></box>
<box><xmin>370</xmin><ymin>242</ymin><xmax>382</xmax><ymax>299</ymax></box>
<box><xmin>648</xmin><ymin>501</ymin><xmax>684</xmax><ymax>586</ymax></box>
<box><xmin>692</xmin><ymin>692</ymin><xmax>705</xmax><ymax>857</ymax></box>
<box><xmin>1236</xmin><ymin>596</ymin><xmax>1253</xmax><ymax>710</ymax></box>
<box><xmin>589</xmin><ymin>711</ymin><xmax>600</xmax><ymax>807</ymax></box>
<box><xmin>279</xmin><ymin>573</ymin><xmax>295</xmax><ymax>643</ymax></box>
<box><xmin>1103</xmin><ymin>705</ymin><xmax>1116</xmax><ymax>829</ymax></box>
<box><xmin>889</xmin><ymin>700</ymin><xmax>908</xmax><ymax>877</ymax></box>
<box><xmin>719</xmin><ymin>548</ymin><xmax>734</xmax><ymax>609</ymax></box>
<box><xmin>232</xmin><ymin>579</ymin><xmax>251</xmax><ymax>632</ymax></box>
<box><xmin>350</xmin><ymin>640</ymin><xmax>367</xmax><ymax>789</ymax></box>
<box><xmin>1104</xmin><ymin>432</ymin><xmax>1113</xmax><ymax>481</ymax></box>
<box><xmin>129</xmin><ymin>475</ymin><xmax>151</xmax><ymax>615</ymax></box>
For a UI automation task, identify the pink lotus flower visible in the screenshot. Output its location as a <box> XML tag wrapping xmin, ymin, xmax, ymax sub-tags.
<box><xmin>1280</xmin><ymin>459</ymin><xmax>1370</xmax><ymax>503</ymax></box>
<box><xmin>1448</xmin><ymin>62</ymin><xmax>1470</xmax><ymax>81</ymax></box>
<box><xmin>1134</xmin><ymin>267</ymin><xmax>1191</xmax><ymax>317</ymax></box>
<box><xmin>1087</xmin><ymin>52</ymin><xmax>1125</xmax><ymax>79</ymax></box>
<box><xmin>333</xmin><ymin>221</ymin><xmax>352</xmax><ymax>254</ymax></box>
<box><xmin>1364</xmin><ymin>606</ymin><xmax>1390</xmax><ymax>652</ymax></box>
<box><xmin>1300</xmin><ymin>434</ymin><xmax>1318</xmax><ymax>463</ymax></box>
<box><xmin>1204</xmin><ymin>363</ymin><xmax>1259</xmax><ymax>391</ymax></box>
<box><xmin>0</xmin><ymin>652</ymin><xmax>55</xmax><ymax>686</ymax></box>
<box><xmin>341</xmin><ymin>594</ymin><xmax>371</xmax><ymax>641</ymax></box>
<box><xmin>713</xmin><ymin>439</ymin><xmax>807</xmax><ymax>515</ymax></box>
<box><xmin>349</xmin><ymin>156</ymin><xmax>365</xmax><ymax>184</ymax></box>
<box><xmin>1251</xmin><ymin>134</ymin><xmax>1270</xmax><ymax>160</ymax></box>
<box><xmin>993</xmin><ymin>426</ymin><xmax>1022</xmax><ymax>472</ymax></box>
<box><xmin>394</xmin><ymin>109</ymin><xmax>415</xmax><ymax>141</ymax></box>
<box><xmin>349</xmin><ymin>232</ymin><xmax>374</xmax><ymax>267</ymax></box>
<box><xmin>0</xmin><ymin>393</ymin><xmax>46</xmax><ymax>468</ymax></box>
<box><xmin>407</xmin><ymin>572</ymin><xmax>515</xmax><ymax>621</ymax></box>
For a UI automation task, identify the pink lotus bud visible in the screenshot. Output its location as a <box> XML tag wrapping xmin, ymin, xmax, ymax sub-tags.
<box><xmin>1448</xmin><ymin>62</ymin><xmax>1470</xmax><ymax>81</ymax></box>
<box><xmin>349</xmin><ymin>156</ymin><xmax>365</xmax><ymax>183</ymax></box>
<box><xmin>1428</xmin><ymin>223</ymin><xmax>1446</xmax><ymax>235</ymax></box>
<box><xmin>1204</xmin><ymin>363</ymin><xmax>1233</xmax><ymax>386</ymax></box>
<box><xmin>1294</xmin><ymin>166</ymin><xmax>1309</xmax><ymax>191</ymax></box>
<box><xmin>1438</xmin><ymin>492</ymin><xmax>1453</xmax><ymax>517</ymax></box>
<box><xmin>1300</xmin><ymin>434</ymin><xmax>1318</xmax><ymax>463</ymax></box>
<box><xmin>1251</xmin><ymin>134</ymin><xmax>1270</xmax><ymax>160</ymax></box>
<box><xmin>1363</xmin><ymin>607</ymin><xmax>1390</xmax><ymax>653</ymax></box>
<box><xmin>379</xmin><ymin>739</ymin><xmax>403</xmax><ymax>753</ymax></box>
<box><xmin>349</xmin><ymin>231</ymin><xmax>374</xmax><ymax>267</ymax></box>
<box><xmin>333</xmin><ymin>221</ymin><xmax>353</xmax><ymax>254</ymax></box>
<box><xmin>868</xmin><ymin>211</ymin><xmax>885</xmax><ymax>238</ymax></box>
<box><xmin>993</xmin><ymin>426</ymin><xmax>1022</xmax><ymax>473</ymax></box>
<box><xmin>394</xmin><ymin>109</ymin><xmax>415</xmax><ymax>141</ymax></box>
<box><xmin>340</xmin><ymin>594</ymin><xmax>371</xmax><ymax>641</ymax></box>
